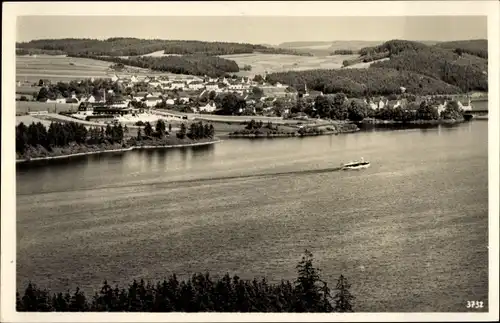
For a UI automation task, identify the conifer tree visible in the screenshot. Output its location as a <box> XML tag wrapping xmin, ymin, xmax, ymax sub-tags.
<box><xmin>294</xmin><ymin>250</ymin><xmax>326</xmax><ymax>312</ymax></box>
<box><xmin>333</xmin><ymin>274</ymin><xmax>354</xmax><ymax>312</ymax></box>
<box><xmin>143</xmin><ymin>122</ymin><xmax>153</xmax><ymax>137</ymax></box>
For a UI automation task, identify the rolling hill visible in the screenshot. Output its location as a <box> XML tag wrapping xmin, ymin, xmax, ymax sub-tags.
<box><xmin>16</xmin><ymin>38</ymin><xmax>312</xmax><ymax>57</ymax></box>
<box><xmin>266</xmin><ymin>39</ymin><xmax>488</xmax><ymax>96</ymax></box>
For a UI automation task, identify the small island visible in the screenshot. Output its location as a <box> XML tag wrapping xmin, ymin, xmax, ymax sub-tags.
<box><xmin>228</xmin><ymin>119</ymin><xmax>359</xmax><ymax>138</ymax></box>
<box><xmin>16</xmin><ymin>120</ymin><xmax>220</xmax><ymax>163</ymax></box>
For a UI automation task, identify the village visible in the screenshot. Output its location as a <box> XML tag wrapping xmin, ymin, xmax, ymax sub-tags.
<box><xmin>16</xmin><ymin>69</ymin><xmax>477</xmax><ymax>130</ymax></box>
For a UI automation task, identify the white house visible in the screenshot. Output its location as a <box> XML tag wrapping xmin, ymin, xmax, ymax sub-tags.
<box><xmin>187</xmin><ymin>81</ymin><xmax>204</xmax><ymax>90</ymax></box>
<box><xmin>82</xmin><ymin>95</ymin><xmax>96</xmax><ymax>103</ymax></box>
<box><xmin>369</xmin><ymin>101</ymin><xmax>378</xmax><ymax>110</ymax></box>
<box><xmin>458</xmin><ymin>99</ymin><xmax>473</xmax><ymax>111</ymax></box>
<box><xmin>145</xmin><ymin>97</ymin><xmax>162</xmax><ymax>108</ymax></box>
<box><xmin>166</xmin><ymin>99</ymin><xmax>175</xmax><ymax>105</ymax></box>
<box><xmin>130</xmin><ymin>75</ymin><xmax>138</xmax><ymax>83</ymax></box>
<box><xmin>148</xmin><ymin>81</ymin><xmax>162</xmax><ymax>88</ymax></box>
<box><xmin>364</xmin><ymin>98</ymin><xmax>379</xmax><ymax>110</ymax></box>
<box><xmin>55</xmin><ymin>97</ymin><xmax>66</xmax><ymax>104</ymax></box>
<box><xmin>111</xmin><ymin>74</ymin><xmax>119</xmax><ymax>82</ymax></box>
<box><xmin>170</xmin><ymin>81</ymin><xmax>185</xmax><ymax>90</ymax></box>
<box><xmin>228</xmin><ymin>81</ymin><xmax>250</xmax><ymax>91</ymax></box>
<box><xmin>205</xmin><ymin>82</ymin><xmax>220</xmax><ymax>92</ymax></box>
<box><xmin>199</xmin><ymin>102</ymin><xmax>217</xmax><ymax>112</ymax></box>
<box><xmin>437</xmin><ymin>101</ymin><xmax>448</xmax><ymax>114</ymax></box>
<box><xmin>110</xmin><ymin>99</ymin><xmax>130</xmax><ymax>109</ymax></box>
<box><xmin>179</xmin><ymin>97</ymin><xmax>190</xmax><ymax>104</ymax></box>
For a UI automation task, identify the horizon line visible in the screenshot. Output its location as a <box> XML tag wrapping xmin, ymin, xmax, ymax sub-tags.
<box><xmin>16</xmin><ymin>36</ymin><xmax>488</xmax><ymax>46</ymax></box>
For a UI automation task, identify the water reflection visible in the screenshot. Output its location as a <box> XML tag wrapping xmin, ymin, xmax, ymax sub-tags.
<box><xmin>191</xmin><ymin>144</ymin><xmax>215</xmax><ymax>157</ymax></box>
<box><xmin>156</xmin><ymin>149</ymin><xmax>168</xmax><ymax>164</ymax></box>
<box><xmin>357</xmin><ymin>122</ymin><xmax>462</xmax><ymax>134</ymax></box>
<box><xmin>179</xmin><ymin>148</ymin><xmax>190</xmax><ymax>167</ymax></box>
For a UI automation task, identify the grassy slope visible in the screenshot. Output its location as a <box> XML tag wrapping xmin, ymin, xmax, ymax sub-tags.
<box><xmin>16</xmin><ymin>55</ymin><xmax>193</xmax><ymax>83</ymax></box>
<box><xmin>220</xmin><ymin>53</ymin><xmax>358</xmax><ymax>77</ymax></box>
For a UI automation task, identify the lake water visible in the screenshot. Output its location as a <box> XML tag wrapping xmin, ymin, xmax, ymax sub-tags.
<box><xmin>16</xmin><ymin>120</ymin><xmax>489</xmax><ymax>312</ymax></box>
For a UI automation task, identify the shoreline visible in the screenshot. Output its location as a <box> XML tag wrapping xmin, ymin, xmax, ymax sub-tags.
<box><xmin>16</xmin><ymin>139</ymin><xmax>223</xmax><ymax>164</ymax></box>
<box><xmin>358</xmin><ymin>119</ymin><xmax>467</xmax><ymax>125</ymax></box>
<box><xmin>228</xmin><ymin>129</ymin><xmax>359</xmax><ymax>139</ymax></box>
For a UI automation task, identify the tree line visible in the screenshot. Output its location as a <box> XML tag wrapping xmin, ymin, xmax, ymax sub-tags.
<box><xmin>16</xmin><ymin>121</ymin><xmax>128</xmax><ymax>154</ymax></box>
<box><xmin>16</xmin><ymin>48</ymin><xmax>66</xmax><ymax>56</ymax></box>
<box><xmin>16</xmin><ymin>38</ymin><xmax>310</xmax><ymax>57</ymax></box>
<box><xmin>16</xmin><ymin>119</ymin><xmax>216</xmax><ymax>156</ymax></box>
<box><xmin>71</xmin><ymin>54</ymin><xmax>240</xmax><ymax>78</ymax></box>
<box><xmin>287</xmin><ymin>93</ymin><xmax>464</xmax><ymax>122</ymax></box>
<box><xmin>34</xmin><ymin>78</ymin><xmax>161</xmax><ymax>102</ymax></box>
<box><xmin>136</xmin><ymin>120</ymin><xmax>214</xmax><ymax>141</ymax></box>
<box><xmin>17</xmin><ymin>250</ymin><xmax>354</xmax><ymax>312</ymax></box>
<box><xmin>35</xmin><ymin>78</ymin><xmax>120</xmax><ymax>101</ymax></box>
<box><xmin>332</xmin><ymin>49</ymin><xmax>356</xmax><ymax>55</ymax></box>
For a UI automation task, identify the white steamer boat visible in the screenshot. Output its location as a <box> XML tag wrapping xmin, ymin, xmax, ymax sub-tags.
<box><xmin>342</xmin><ymin>157</ymin><xmax>371</xmax><ymax>170</ymax></box>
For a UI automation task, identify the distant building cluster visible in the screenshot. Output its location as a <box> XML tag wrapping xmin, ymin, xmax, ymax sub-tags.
<box><xmin>17</xmin><ymin>72</ymin><xmax>473</xmax><ymax>122</ymax></box>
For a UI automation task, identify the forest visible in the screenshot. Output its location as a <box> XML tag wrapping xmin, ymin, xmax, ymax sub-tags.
<box><xmin>265</xmin><ymin>67</ymin><xmax>462</xmax><ymax>97</ymax></box>
<box><xmin>17</xmin><ymin>250</ymin><xmax>355</xmax><ymax>312</ymax></box>
<box><xmin>16</xmin><ymin>48</ymin><xmax>66</xmax><ymax>56</ymax></box>
<box><xmin>70</xmin><ymin>53</ymin><xmax>240</xmax><ymax>77</ymax></box>
<box><xmin>370</xmin><ymin>47</ymin><xmax>488</xmax><ymax>92</ymax></box>
<box><xmin>16</xmin><ymin>38</ymin><xmax>311</xmax><ymax>57</ymax></box>
<box><xmin>15</xmin><ymin>120</ymin><xmax>214</xmax><ymax>157</ymax></box>
<box><xmin>332</xmin><ymin>49</ymin><xmax>355</xmax><ymax>55</ymax></box>
<box><xmin>358</xmin><ymin>39</ymin><xmax>429</xmax><ymax>57</ymax></box>
<box><xmin>434</xmin><ymin>39</ymin><xmax>488</xmax><ymax>59</ymax></box>
<box><xmin>340</xmin><ymin>39</ymin><xmax>488</xmax><ymax>93</ymax></box>
<box><xmin>268</xmin><ymin>39</ymin><xmax>488</xmax><ymax>96</ymax></box>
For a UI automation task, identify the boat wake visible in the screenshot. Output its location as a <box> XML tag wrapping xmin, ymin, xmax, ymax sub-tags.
<box><xmin>18</xmin><ymin>166</ymin><xmax>346</xmax><ymax>196</ymax></box>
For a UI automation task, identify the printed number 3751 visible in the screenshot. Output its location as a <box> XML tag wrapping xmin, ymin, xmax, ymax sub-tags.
<box><xmin>467</xmin><ymin>301</ymin><xmax>484</xmax><ymax>309</ymax></box>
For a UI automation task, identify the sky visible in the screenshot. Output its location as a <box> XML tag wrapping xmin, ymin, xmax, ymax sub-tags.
<box><xmin>17</xmin><ymin>16</ymin><xmax>487</xmax><ymax>45</ymax></box>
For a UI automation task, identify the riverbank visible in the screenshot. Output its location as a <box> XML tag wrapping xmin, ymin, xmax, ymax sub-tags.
<box><xmin>16</xmin><ymin>138</ymin><xmax>222</xmax><ymax>163</ymax></box>
<box><xmin>359</xmin><ymin>118</ymin><xmax>467</xmax><ymax>125</ymax></box>
<box><xmin>228</xmin><ymin>130</ymin><xmax>356</xmax><ymax>138</ymax></box>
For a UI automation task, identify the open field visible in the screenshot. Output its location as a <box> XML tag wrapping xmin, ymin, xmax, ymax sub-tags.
<box><xmin>16</xmin><ymin>115</ymin><xmax>54</xmax><ymax>128</ymax></box>
<box><xmin>343</xmin><ymin>57</ymin><xmax>391</xmax><ymax>69</ymax></box>
<box><xmin>16</xmin><ymin>85</ymin><xmax>42</xmax><ymax>95</ymax></box>
<box><xmin>17</xmin><ymin>55</ymin><xmax>120</xmax><ymax>82</ymax></box>
<box><xmin>278</xmin><ymin>40</ymin><xmax>384</xmax><ymax>51</ymax></box>
<box><xmin>220</xmin><ymin>53</ymin><xmax>358</xmax><ymax>76</ymax></box>
<box><xmin>16</xmin><ymin>101</ymin><xmax>79</xmax><ymax>115</ymax></box>
<box><xmin>16</xmin><ymin>55</ymin><xmax>195</xmax><ymax>83</ymax></box>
